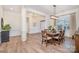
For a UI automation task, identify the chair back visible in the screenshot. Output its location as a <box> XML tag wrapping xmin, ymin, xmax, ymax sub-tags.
<box><xmin>41</xmin><ymin>30</ymin><xmax>47</xmax><ymax>38</ymax></box>
<box><xmin>59</xmin><ymin>30</ymin><xmax>65</xmax><ymax>39</ymax></box>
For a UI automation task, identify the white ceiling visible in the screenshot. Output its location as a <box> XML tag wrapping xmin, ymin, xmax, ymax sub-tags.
<box><xmin>25</xmin><ymin>5</ymin><xmax>79</xmax><ymax>15</ymax></box>
<box><xmin>2</xmin><ymin>5</ymin><xmax>79</xmax><ymax>15</ymax></box>
<box><xmin>2</xmin><ymin>5</ymin><xmax>21</xmax><ymax>13</ymax></box>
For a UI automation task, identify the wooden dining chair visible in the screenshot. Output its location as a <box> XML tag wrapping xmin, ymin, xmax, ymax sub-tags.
<box><xmin>41</xmin><ymin>30</ymin><xmax>47</xmax><ymax>44</ymax></box>
<box><xmin>52</xmin><ymin>30</ymin><xmax>65</xmax><ymax>45</ymax></box>
<box><xmin>41</xmin><ymin>30</ymin><xmax>52</xmax><ymax>47</ymax></box>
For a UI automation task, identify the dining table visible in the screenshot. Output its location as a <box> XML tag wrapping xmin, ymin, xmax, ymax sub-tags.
<box><xmin>45</xmin><ymin>31</ymin><xmax>60</xmax><ymax>45</ymax></box>
<box><xmin>47</xmin><ymin>31</ymin><xmax>60</xmax><ymax>37</ymax></box>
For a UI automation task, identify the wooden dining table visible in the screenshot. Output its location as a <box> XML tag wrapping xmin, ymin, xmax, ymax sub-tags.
<box><xmin>45</xmin><ymin>31</ymin><xmax>60</xmax><ymax>45</ymax></box>
<box><xmin>47</xmin><ymin>32</ymin><xmax>60</xmax><ymax>37</ymax></box>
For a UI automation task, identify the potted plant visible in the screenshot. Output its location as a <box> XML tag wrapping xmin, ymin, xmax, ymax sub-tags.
<box><xmin>1</xmin><ymin>24</ymin><xmax>11</xmax><ymax>43</ymax></box>
<box><xmin>48</xmin><ymin>26</ymin><xmax>52</xmax><ymax>31</ymax></box>
<box><xmin>2</xmin><ymin>24</ymin><xmax>11</xmax><ymax>31</ymax></box>
<box><xmin>1</xmin><ymin>18</ymin><xmax>11</xmax><ymax>43</ymax></box>
<box><xmin>48</xmin><ymin>26</ymin><xmax>56</xmax><ymax>33</ymax></box>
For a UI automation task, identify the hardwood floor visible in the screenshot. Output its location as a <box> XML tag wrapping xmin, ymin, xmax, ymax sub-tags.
<box><xmin>0</xmin><ymin>34</ymin><xmax>75</xmax><ymax>53</ymax></box>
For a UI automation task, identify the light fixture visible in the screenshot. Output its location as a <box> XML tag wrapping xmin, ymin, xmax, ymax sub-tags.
<box><xmin>50</xmin><ymin>5</ymin><xmax>58</xmax><ymax>20</ymax></box>
<box><xmin>10</xmin><ymin>8</ymin><xmax>14</xmax><ymax>10</ymax></box>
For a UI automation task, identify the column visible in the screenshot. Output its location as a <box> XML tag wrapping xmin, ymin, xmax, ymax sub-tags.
<box><xmin>21</xmin><ymin>7</ymin><xmax>27</xmax><ymax>41</ymax></box>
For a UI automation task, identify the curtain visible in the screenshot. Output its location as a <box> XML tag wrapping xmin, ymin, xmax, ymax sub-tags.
<box><xmin>70</xmin><ymin>13</ymin><xmax>76</xmax><ymax>36</ymax></box>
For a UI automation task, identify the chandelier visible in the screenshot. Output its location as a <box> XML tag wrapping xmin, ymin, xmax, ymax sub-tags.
<box><xmin>50</xmin><ymin>5</ymin><xmax>58</xmax><ymax>20</ymax></box>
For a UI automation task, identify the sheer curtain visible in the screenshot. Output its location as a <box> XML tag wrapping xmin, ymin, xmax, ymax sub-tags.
<box><xmin>70</xmin><ymin>13</ymin><xmax>76</xmax><ymax>36</ymax></box>
<box><xmin>56</xmin><ymin>15</ymin><xmax>70</xmax><ymax>37</ymax></box>
<box><xmin>56</xmin><ymin>13</ymin><xmax>76</xmax><ymax>37</ymax></box>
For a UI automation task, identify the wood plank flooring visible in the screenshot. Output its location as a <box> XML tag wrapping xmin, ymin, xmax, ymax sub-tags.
<box><xmin>0</xmin><ymin>34</ymin><xmax>75</xmax><ymax>53</ymax></box>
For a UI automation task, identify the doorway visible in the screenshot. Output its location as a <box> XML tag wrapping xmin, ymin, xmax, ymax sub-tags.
<box><xmin>40</xmin><ymin>20</ymin><xmax>45</xmax><ymax>31</ymax></box>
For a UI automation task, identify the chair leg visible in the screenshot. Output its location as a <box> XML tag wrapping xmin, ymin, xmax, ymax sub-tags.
<box><xmin>58</xmin><ymin>40</ymin><xmax>60</xmax><ymax>45</ymax></box>
<box><xmin>52</xmin><ymin>39</ymin><xmax>56</xmax><ymax>45</ymax></box>
<box><xmin>58</xmin><ymin>42</ymin><xmax>60</xmax><ymax>45</ymax></box>
<box><xmin>42</xmin><ymin>39</ymin><xmax>43</xmax><ymax>44</ymax></box>
<box><xmin>46</xmin><ymin>40</ymin><xmax>48</xmax><ymax>47</ymax></box>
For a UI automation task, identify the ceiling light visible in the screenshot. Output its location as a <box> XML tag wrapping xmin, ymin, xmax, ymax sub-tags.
<box><xmin>50</xmin><ymin>5</ymin><xmax>58</xmax><ymax>20</ymax></box>
<box><xmin>50</xmin><ymin>15</ymin><xmax>58</xmax><ymax>19</ymax></box>
<box><xmin>10</xmin><ymin>8</ymin><xmax>14</xmax><ymax>10</ymax></box>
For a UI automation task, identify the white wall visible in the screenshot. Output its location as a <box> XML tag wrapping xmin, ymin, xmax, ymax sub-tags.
<box><xmin>0</xmin><ymin>6</ymin><xmax>3</xmax><ymax>32</ymax></box>
<box><xmin>25</xmin><ymin>8</ymin><xmax>50</xmax><ymax>34</ymax></box>
<box><xmin>1</xmin><ymin>6</ymin><xmax>79</xmax><ymax>37</ymax></box>
<box><xmin>0</xmin><ymin>6</ymin><xmax>50</xmax><ymax>36</ymax></box>
<box><xmin>3</xmin><ymin>9</ymin><xmax>21</xmax><ymax>36</ymax></box>
<box><xmin>0</xmin><ymin>6</ymin><xmax>22</xmax><ymax>37</ymax></box>
<box><xmin>27</xmin><ymin>11</ymin><xmax>46</xmax><ymax>34</ymax></box>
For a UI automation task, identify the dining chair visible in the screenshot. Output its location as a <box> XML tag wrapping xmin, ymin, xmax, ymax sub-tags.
<box><xmin>41</xmin><ymin>30</ymin><xmax>52</xmax><ymax>47</ymax></box>
<box><xmin>52</xmin><ymin>30</ymin><xmax>65</xmax><ymax>45</ymax></box>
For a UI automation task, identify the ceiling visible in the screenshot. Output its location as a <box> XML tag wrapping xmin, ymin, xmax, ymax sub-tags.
<box><xmin>25</xmin><ymin>5</ymin><xmax>79</xmax><ymax>15</ymax></box>
<box><xmin>2</xmin><ymin>5</ymin><xmax>21</xmax><ymax>13</ymax></box>
<box><xmin>2</xmin><ymin>5</ymin><xmax>79</xmax><ymax>15</ymax></box>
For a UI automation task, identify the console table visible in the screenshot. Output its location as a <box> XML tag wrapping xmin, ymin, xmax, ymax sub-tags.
<box><xmin>74</xmin><ymin>34</ymin><xmax>79</xmax><ymax>52</ymax></box>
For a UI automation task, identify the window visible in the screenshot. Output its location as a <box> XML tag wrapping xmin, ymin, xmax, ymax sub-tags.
<box><xmin>56</xmin><ymin>15</ymin><xmax>70</xmax><ymax>32</ymax></box>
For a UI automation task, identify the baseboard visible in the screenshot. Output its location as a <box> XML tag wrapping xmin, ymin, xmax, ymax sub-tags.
<box><xmin>9</xmin><ymin>35</ymin><xmax>21</xmax><ymax>38</ymax></box>
<box><xmin>65</xmin><ymin>36</ymin><xmax>72</xmax><ymax>39</ymax></box>
<box><xmin>28</xmin><ymin>32</ymin><xmax>41</xmax><ymax>35</ymax></box>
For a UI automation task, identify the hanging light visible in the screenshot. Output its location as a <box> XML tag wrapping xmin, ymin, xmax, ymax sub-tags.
<box><xmin>50</xmin><ymin>5</ymin><xmax>58</xmax><ymax>20</ymax></box>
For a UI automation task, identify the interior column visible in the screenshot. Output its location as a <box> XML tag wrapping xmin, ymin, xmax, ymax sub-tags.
<box><xmin>21</xmin><ymin>7</ymin><xmax>27</xmax><ymax>41</ymax></box>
